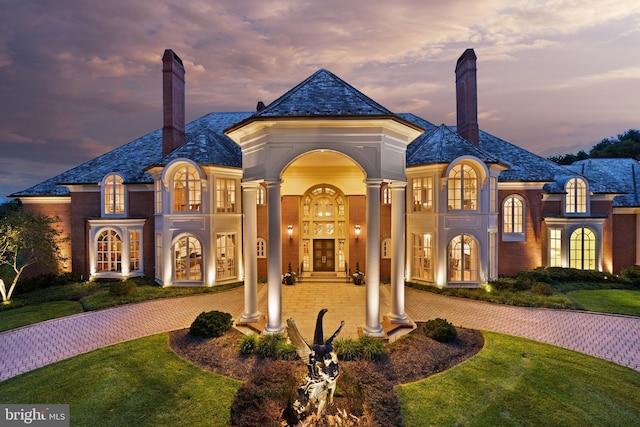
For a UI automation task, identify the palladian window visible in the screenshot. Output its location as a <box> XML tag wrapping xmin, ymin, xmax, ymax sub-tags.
<box><xmin>448</xmin><ymin>164</ymin><xmax>477</xmax><ymax>210</ymax></box>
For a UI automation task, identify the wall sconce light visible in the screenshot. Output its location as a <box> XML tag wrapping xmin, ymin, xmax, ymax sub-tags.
<box><xmin>355</xmin><ymin>224</ymin><xmax>361</xmax><ymax>239</ymax></box>
<box><xmin>288</xmin><ymin>224</ymin><xmax>293</xmax><ymax>239</ymax></box>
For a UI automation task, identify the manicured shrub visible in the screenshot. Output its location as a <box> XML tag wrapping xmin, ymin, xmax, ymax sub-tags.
<box><xmin>490</xmin><ymin>277</ymin><xmax>518</xmax><ymax>291</ymax></box>
<box><xmin>239</xmin><ymin>333</ymin><xmax>258</xmax><ymax>355</ymax></box>
<box><xmin>16</xmin><ymin>272</ymin><xmax>77</xmax><ymax>295</ymax></box>
<box><xmin>621</xmin><ymin>265</ymin><xmax>640</xmax><ymax>287</ymax></box>
<box><xmin>334</xmin><ymin>336</ymin><xmax>387</xmax><ymax>361</ymax></box>
<box><xmin>531</xmin><ymin>282</ymin><xmax>552</xmax><ymax>296</ymax></box>
<box><xmin>189</xmin><ymin>310</ymin><xmax>233</xmax><ymax>338</ymax></box>
<box><xmin>256</xmin><ymin>333</ymin><xmax>298</xmax><ymax>360</ymax></box>
<box><xmin>109</xmin><ymin>280</ymin><xmax>137</xmax><ymax>297</ymax></box>
<box><xmin>423</xmin><ymin>318</ymin><xmax>457</xmax><ymax>343</ymax></box>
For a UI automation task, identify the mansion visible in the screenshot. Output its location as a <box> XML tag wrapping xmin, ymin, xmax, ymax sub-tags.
<box><xmin>13</xmin><ymin>49</ymin><xmax>640</xmax><ymax>335</ymax></box>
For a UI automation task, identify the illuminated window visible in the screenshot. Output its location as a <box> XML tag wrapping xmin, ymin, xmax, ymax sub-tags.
<box><xmin>448</xmin><ymin>234</ymin><xmax>478</xmax><ymax>282</ymax></box>
<box><xmin>155</xmin><ymin>179</ymin><xmax>163</xmax><ymax>213</ymax></box>
<box><xmin>257</xmin><ymin>238</ymin><xmax>266</xmax><ymax>258</ymax></box>
<box><xmin>174</xmin><ymin>235</ymin><xmax>202</xmax><ymax>281</ymax></box>
<box><xmin>97</xmin><ymin>229</ymin><xmax>122</xmax><ymax>272</ymax></box>
<box><xmin>412</xmin><ymin>233</ymin><xmax>432</xmax><ymax>280</ymax></box>
<box><xmin>503</xmin><ymin>195</ymin><xmax>525</xmax><ymax>240</ymax></box>
<box><xmin>382</xmin><ymin>186</ymin><xmax>391</xmax><ymax>205</ymax></box>
<box><xmin>412</xmin><ymin>177</ymin><xmax>433</xmax><ymax>212</ymax></box>
<box><xmin>174</xmin><ymin>166</ymin><xmax>201</xmax><ymax>212</ymax></box>
<box><xmin>448</xmin><ymin>164</ymin><xmax>477</xmax><ymax>210</ymax></box>
<box><xmin>129</xmin><ymin>230</ymin><xmax>141</xmax><ymax>272</ymax></box>
<box><xmin>216</xmin><ymin>234</ymin><xmax>236</xmax><ymax>280</ymax></box>
<box><xmin>549</xmin><ymin>228</ymin><xmax>562</xmax><ymax>267</ymax></box>
<box><xmin>570</xmin><ymin>227</ymin><xmax>596</xmax><ymax>270</ymax></box>
<box><xmin>566</xmin><ymin>177</ymin><xmax>587</xmax><ymax>214</ymax></box>
<box><xmin>216</xmin><ymin>178</ymin><xmax>236</xmax><ymax>213</ymax></box>
<box><xmin>257</xmin><ymin>186</ymin><xmax>266</xmax><ymax>206</ymax></box>
<box><xmin>103</xmin><ymin>174</ymin><xmax>125</xmax><ymax>215</ymax></box>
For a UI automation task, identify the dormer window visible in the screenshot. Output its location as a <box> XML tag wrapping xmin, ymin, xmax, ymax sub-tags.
<box><xmin>174</xmin><ymin>165</ymin><xmax>201</xmax><ymax>212</ymax></box>
<box><xmin>103</xmin><ymin>173</ymin><xmax>125</xmax><ymax>216</ymax></box>
<box><xmin>565</xmin><ymin>177</ymin><xmax>587</xmax><ymax>214</ymax></box>
<box><xmin>448</xmin><ymin>164</ymin><xmax>477</xmax><ymax>210</ymax></box>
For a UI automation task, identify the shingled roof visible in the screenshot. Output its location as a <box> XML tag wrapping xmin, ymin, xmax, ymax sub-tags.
<box><xmin>566</xmin><ymin>158</ymin><xmax>639</xmax><ymax>206</ymax></box>
<box><xmin>406</xmin><ymin>124</ymin><xmax>501</xmax><ymax>166</ymax></box>
<box><xmin>12</xmin><ymin>112</ymin><xmax>252</xmax><ymax>197</ymax></box>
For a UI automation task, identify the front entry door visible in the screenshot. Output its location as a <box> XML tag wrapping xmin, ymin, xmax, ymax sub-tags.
<box><xmin>313</xmin><ymin>239</ymin><xmax>335</xmax><ymax>271</ymax></box>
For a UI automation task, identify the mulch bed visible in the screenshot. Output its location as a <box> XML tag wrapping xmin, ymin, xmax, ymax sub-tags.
<box><xmin>168</xmin><ymin>325</ymin><xmax>484</xmax><ymax>385</ymax></box>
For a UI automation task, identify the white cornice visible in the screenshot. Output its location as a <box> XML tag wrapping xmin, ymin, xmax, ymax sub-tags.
<box><xmin>18</xmin><ymin>196</ymin><xmax>71</xmax><ymax>204</ymax></box>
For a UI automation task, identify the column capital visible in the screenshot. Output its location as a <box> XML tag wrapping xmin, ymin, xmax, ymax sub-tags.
<box><xmin>264</xmin><ymin>179</ymin><xmax>283</xmax><ymax>188</ymax></box>
<box><xmin>241</xmin><ymin>180</ymin><xmax>263</xmax><ymax>189</ymax></box>
<box><xmin>387</xmin><ymin>181</ymin><xmax>408</xmax><ymax>189</ymax></box>
<box><xmin>364</xmin><ymin>179</ymin><xmax>384</xmax><ymax>187</ymax></box>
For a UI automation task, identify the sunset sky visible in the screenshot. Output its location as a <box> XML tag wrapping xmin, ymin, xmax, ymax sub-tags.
<box><xmin>1</xmin><ymin>0</ymin><xmax>639</xmax><ymax>199</ymax></box>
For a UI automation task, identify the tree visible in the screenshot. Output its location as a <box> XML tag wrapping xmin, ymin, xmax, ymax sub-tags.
<box><xmin>0</xmin><ymin>201</ymin><xmax>67</xmax><ymax>303</ymax></box>
<box><xmin>548</xmin><ymin>129</ymin><xmax>640</xmax><ymax>164</ymax></box>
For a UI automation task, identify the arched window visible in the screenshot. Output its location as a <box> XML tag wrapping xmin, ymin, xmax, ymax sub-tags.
<box><xmin>570</xmin><ymin>227</ymin><xmax>596</xmax><ymax>270</ymax></box>
<box><xmin>173</xmin><ymin>166</ymin><xmax>201</xmax><ymax>212</ymax></box>
<box><xmin>97</xmin><ymin>229</ymin><xmax>122</xmax><ymax>272</ymax></box>
<box><xmin>103</xmin><ymin>174</ymin><xmax>125</xmax><ymax>215</ymax></box>
<box><xmin>448</xmin><ymin>164</ymin><xmax>477</xmax><ymax>210</ymax></box>
<box><xmin>566</xmin><ymin>177</ymin><xmax>587</xmax><ymax>214</ymax></box>
<box><xmin>448</xmin><ymin>234</ymin><xmax>478</xmax><ymax>282</ymax></box>
<box><xmin>174</xmin><ymin>235</ymin><xmax>202</xmax><ymax>281</ymax></box>
<box><xmin>503</xmin><ymin>195</ymin><xmax>525</xmax><ymax>240</ymax></box>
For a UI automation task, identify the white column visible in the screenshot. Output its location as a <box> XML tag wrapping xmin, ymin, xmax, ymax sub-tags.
<box><xmin>363</xmin><ymin>180</ymin><xmax>384</xmax><ymax>336</ymax></box>
<box><xmin>239</xmin><ymin>182</ymin><xmax>260</xmax><ymax>323</ymax></box>
<box><xmin>265</xmin><ymin>180</ymin><xmax>285</xmax><ymax>333</ymax></box>
<box><xmin>389</xmin><ymin>181</ymin><xmax>409</xmax><ymax>323</ymax></box>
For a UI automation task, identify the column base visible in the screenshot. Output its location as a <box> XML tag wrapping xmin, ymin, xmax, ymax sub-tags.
<box><xmin>263</xmin><ymin>323</ymin><xmax>285</xmax><ymax>334</ymax></box>
<box><xmin>236</xmin><ymin>311</ymin><xmax>262</xmax><ymax>324</ymax></box>
<box><xmin>386</xmin><ymin>311</ymin><xmax>411</xmax><ymax>325</ymax></box>
<box><xmin>361</xmin><ymin>324</ymin><xmax>385</xmax><ymax>338</ymax></box>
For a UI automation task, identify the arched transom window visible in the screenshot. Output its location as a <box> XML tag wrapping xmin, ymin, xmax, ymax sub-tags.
<box><xmin>570</xmin><ymin>227</ymin><xmax>596</xmax><ymax>270</ymax></box>
<box><xmin>566</xmin><ymin>177</ymin><xmax>587</xmax><ymax>214</ymax></box>
<box><xmin>448</xmin><ymin>164</ymin><xmax>477</xmax><ymax>210</ymax></box>
<box><xmin>97</xmin><ymin>229</ymin><xmax>122</xmax><ymax>272</ymax></box>
<box><xmin>173</xmin><ymin>165</ymin><xmax>201</xmax><ymax>212</ymax></box>
<box><xmin>448</xmin><ymin>234</ymin><xmax>478</xmax><ymax>282</ymax></box>
<box><xmin>174</xmin><ymin>235</ymin><xmax>202</xmax><ymax>281</ymax></box>
<box><xmin>103</xmin><ymin>174</ymin><xmax>125</xmax><ymax>215</ymax></box>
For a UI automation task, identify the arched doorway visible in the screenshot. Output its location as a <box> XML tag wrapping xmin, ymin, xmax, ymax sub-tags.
<box><xmin>301</xmin><ymin>184</ymin><xmax>348</xmax><ymax>273</ymax></box>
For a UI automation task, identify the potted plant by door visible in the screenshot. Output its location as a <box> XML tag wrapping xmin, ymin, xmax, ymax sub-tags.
<box><xmin>352</xmin><ymin>262</ymin><xmax>364</xmax><ymax>285</ymax></box>
<box><xmin>282</xmin><ymin>262</ymin><xmax>296</xmax><ymax>285</ymax></box>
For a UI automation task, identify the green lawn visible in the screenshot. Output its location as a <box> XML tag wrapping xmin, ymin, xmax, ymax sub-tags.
<box><xmin>0</xmin><ymin>301</ymin><xmax>84</xmax><ymax>332</ymax></box>
<box><xmin>0</xmin><ymin>334</ymin><xmax>242</xmax><ymax>426</ymax></box>
<box><xmin>567</xmin><ymin>289</ymin><xmax>640</xmax><ymax>316</ymax></box>
<box><xmin>397</xmin><ymin>332</ymin><xmax>640</xmax><ymax>426</ymax></box>
<box><xmin>1</xmin><ymin>332</ymin><xmax>639</xmax><ymax>426</ymax></box>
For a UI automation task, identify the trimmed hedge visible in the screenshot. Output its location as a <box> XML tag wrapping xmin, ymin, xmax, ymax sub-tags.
<box><xmin>423</xmin><ymin>318</ymin><xmax>457</xmax><ymax>343</ymax></box>
<box><xmin>189</xmin><ymin>310</ymin><xmax>233</xmax><ymax>338</ymax></box>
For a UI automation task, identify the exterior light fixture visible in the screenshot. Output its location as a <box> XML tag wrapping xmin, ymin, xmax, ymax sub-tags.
<box><xmin>288</xmin><ymin>224</ymin><xmax>293</xmax><ymax>239</ymax></box>
<box><xmin>355</xmin><ymin>224</ymin><xmax>361</xmax><ymax>239</ymax></box>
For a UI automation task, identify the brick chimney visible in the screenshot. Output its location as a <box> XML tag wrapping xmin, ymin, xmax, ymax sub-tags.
<box><xmin>162</xmin><ymin>49</ymin><xmax>186</xmax><ymax>157</ymax></box>
<box><xmin>455</xmin><ymin>48</ymin><xmax>479</xmax><ymax>146</ymax></box>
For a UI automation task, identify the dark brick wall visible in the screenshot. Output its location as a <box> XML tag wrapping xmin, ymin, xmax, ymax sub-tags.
<box><xmin>129</xmin><ymin>190</ymin><xmax>155</xmax><ymax>277</ymax></box>
<box><xmin>612</xmin><ymin>214</ymin><xmax>635</xmax><ymax>273</ymax></box>
<box><xmin>281</xmin><ymin>195</ymin><xmax>300</xmax><ymax>274</ymax></box>
<box><xmin>349</xmin><ymin>195</ymin><xmax>366</xmax><ymax>275</ymax></box>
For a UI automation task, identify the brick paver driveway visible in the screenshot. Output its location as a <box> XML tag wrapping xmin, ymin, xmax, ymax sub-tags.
<box><xmin>1</xmin><ymin>284</ymin><xmax>638</xmax><ymax>382</ymax></box>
